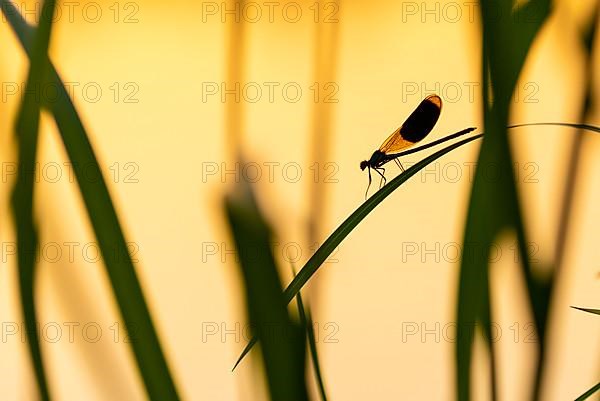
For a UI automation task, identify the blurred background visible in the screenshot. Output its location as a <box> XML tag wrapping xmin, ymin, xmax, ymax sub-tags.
<box><xmin>0</xmin><ymin>0</ymin><xmax>599</xmax><ymax>399</ymax></box>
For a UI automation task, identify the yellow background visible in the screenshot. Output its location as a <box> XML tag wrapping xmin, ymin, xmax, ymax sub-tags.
<box><xmin>0</xmin><ymin>0</ymin><xmax>599</xmax><ymax>400</ymax></box>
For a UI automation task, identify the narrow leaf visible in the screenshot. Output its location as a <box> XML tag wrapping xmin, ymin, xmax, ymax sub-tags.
<box><xmin>225</xmin><ymin>182</ymin><xmax>308</xmax><ymax>401</ymax></box>
<box><xmin>292</xmin><ymin>265</ymin><xmax>328</xmax><ymax>401</ymax></box>
<box><xmin>457</xmin><ymin>1</ymin><xmax>551</xmax><ymax>399</ymax></box>
<box><xmin>575</xmin><ymin>382</ymin><xmax>600</xmax><ymax>401</ymax></box>
<box><xmin>233</xmin><ymin>121</ymin><xmax>600</xmax><ymax>370</ymax></box>
<box><xmin>232</xmin><ymin>129</ymin><xmax>483</xmax><ymax>369</ymax></box>
<box><xmin>1</xmin><ymin>3</ymin><xmax>180</xmax><ymax>399</ymax></box>
<box><xmin>11</xmin><ymin>1</ymin><xmax>57</xmax><ymax>399</ymax></box>
<box><xmin>571</xmin><ymin>306</ymin><xmax>600</xmax><ymax>316</ymax></box>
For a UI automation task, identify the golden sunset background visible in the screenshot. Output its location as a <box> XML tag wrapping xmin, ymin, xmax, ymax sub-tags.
<box><xmin>0</xmin><ymin>0</ymin><xmax>599</xmax><ymax>400</ymax></box>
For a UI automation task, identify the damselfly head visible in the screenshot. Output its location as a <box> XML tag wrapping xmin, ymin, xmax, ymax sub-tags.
<box><xmin>360</xmin><ymin>160</ymin><xmax>369</xmax><ymax>171</ymax></box>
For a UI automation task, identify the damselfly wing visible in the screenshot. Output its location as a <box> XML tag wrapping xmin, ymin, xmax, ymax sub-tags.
<box><xmin>360</xmin><ymin>94</ymin><xmax>443</xmax><ymax>198</ymax></box>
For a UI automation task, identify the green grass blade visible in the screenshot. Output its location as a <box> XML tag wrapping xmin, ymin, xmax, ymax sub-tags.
<box><xmin>11</xmin><ymin>1</ymin><xmax>57</xmax><ymax>400</ymax></box>
<box><xmin>454</xmin><ymin>123</ymin><xmax>600</xmax><ymax>390</ymax></box>
<box><xmin>456</xmin><ymin>1</ymin><xmax>551</xmax><ymax>400</ymax></box>
<box><xmin>232</xmin><ymin>118</ymin><xmax>600</xmax><ymax>371</ymax></box>
<box><xmin>232</xmin><ymin>336</ymin><xmax>258</xmax><ymax>371</ymax></box>
<box><xmin>575</xmin><ymin>382</ymin><xmax>600</xmax><ymax>401</ymax></box>
<box><xmin>571</xmin><ymin>307</ymin><xmax>600</xmax><ymax>316</ymax></box>
<box><xmin>231</xmin><ymin>130</ymin><xmax>483</xmax><ymax>369</ymax></box>
<box><xmin>509</xmin><ymin>122</ymin><xmax>600</xmax><ymax>133</ymax></box>
<box><xmin>292</xmin><ymin>265</ymin><xmax>328</xmax><ymax>401</ymax></box>
<box><xmin>225</xmin><ymin>182</ymin><xmax>308</xmax><ymax>401</ymax></box>
<box><xmin>1</xmin><ymin>3</ymin><xmax>180</xmax><ymax>400</ymax></box>
<box><xmin>304</xmin><ymin>308</ymin><xmax>328</xmax><ymax>401</ymax></box>
<box><xmin>281</xmin><ymin>131</ymin><xmax>481</xmax><ymax>305</ymax></box>
<box><xmin>390</xmin><ymin>127</ymin><xmax>476</xmax><ymax>157</ymax></box>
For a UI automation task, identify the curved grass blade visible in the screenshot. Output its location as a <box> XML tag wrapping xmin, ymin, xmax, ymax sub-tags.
<box><xmin>511</xmin><ymin>123</ymin><xmax>600</xmax><ymax>400</ymax></box>
<box><xmin>390</xmin><ymin>127</ymin><xmax>477</xmax><ymax>157</ymax></box>
<box><xmin>303</xmin><ymin>308</ymin><xmax>328</xmax><ymax>401</ymax></box>
<box><xmin>292</xmin><ymin>264</ymin><xmax>328</xmax><ymax>401</ymax></box>
<box><xmin>11</xmin><ymin>1</ymin><xmax>57</xmax><ymax>399</ymax></box>
<box><xmin>233</xmin><ymin>120</ymin><xmax>600</xmax><ymax>370</ymax></box>
<box><xmin>456</xmin><ymin>114</ymin><xmax>600</xmax><ymax>400</ymax></box>
<box><xmin>282</xmin><ymin>130</ymin><xmax>480</xmax><ymax>305</ymax></box>
<box><xmin>231</xmin><ymin>129</ymin><xmax>483</xmax><ymax>370</ymax></box>
<box><xmin>1</xmin><ymin>3</ymin><xmax>180</xmax><ymax>399</ymax></box>
<box><xmin>575</xmin><ymin>382</ymin><xmax>600</xmax><ymax>401</ymax></box>
<box><xmin>509</xmin><ymin>122</ymin><xmax>600</xmax><ymax>134</ymax></box>
<box><xmin>225</xmin><ymin>182</ymin><xmax>308</xmax><ymax>401</ymax></box>
<box><xmin>458</xmin><ymin>1</ymin><xmax>551</xmax><ymax>399</ymax></box>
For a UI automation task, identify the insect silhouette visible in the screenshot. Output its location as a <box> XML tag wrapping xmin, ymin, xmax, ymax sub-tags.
<box><xmin>360</xmin><ymin>94</ymin><xmax>443</xmax><ymax>198</ymax></box>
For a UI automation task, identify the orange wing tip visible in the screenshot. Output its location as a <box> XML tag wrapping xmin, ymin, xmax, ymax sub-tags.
<box><xmin>424</xmin><ymin>94</ymin><xmax>442</xmax><ymax>109</ymax></box>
